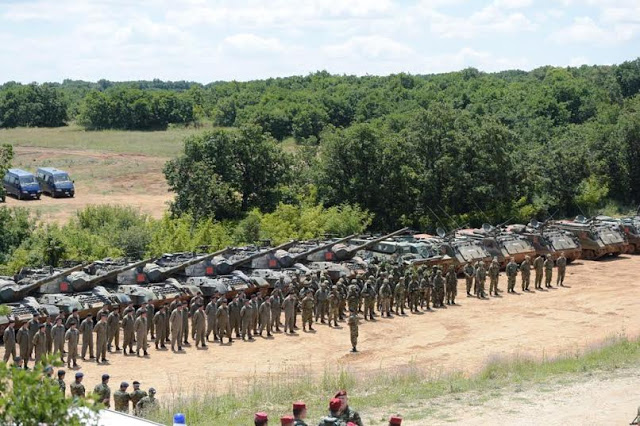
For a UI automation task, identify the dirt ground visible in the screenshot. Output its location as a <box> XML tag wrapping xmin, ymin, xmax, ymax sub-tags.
<box><xmin>4</xmin><ymin>146</ymin><xmax>172</xmax><ymax>222</ymax></box>
<box><xmin>71</xmin><ymin>255</ymin><xmax>640</xmax><ymax>416</ymax></box>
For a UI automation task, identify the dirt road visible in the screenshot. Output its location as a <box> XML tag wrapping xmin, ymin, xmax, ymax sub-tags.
<box><xmin>71</xmin><ymin>254</ymin><xmax>640</xmax><ymax>404</ymax></box>
<box><xmin>5</xmin><ymin>146</ymin><xmax>172</xmax><ymax>222</ymax></box>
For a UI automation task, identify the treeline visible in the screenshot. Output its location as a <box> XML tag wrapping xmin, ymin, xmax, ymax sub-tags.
<box><xmin>0</xmin><ymin>203</ymin><xmax>371</xmax><ymax>274</ymax></box>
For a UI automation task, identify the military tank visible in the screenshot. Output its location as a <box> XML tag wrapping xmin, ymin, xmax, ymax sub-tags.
<box><xmin>416</xmin><ymin>228</ymin><xmax>492</xmax><ymax>273</ymax></box>
<box><xmin>507</xmin><ymin>220</ymin><xmax>582</xmax><ymax>262</ymax></box>
<box><xmin>0</xmin><ymin>296</ymin><xmax>60</xmax><ymax>335</ymax></box>
<box><xmin>457</xmin><ymin>224</ymin><xmax>537</xmax><ymax>266</ymax></box>
<box><xmin>552</xmin><ymin>216</ymin><xmax>627</xmax><ymax>260</ymax></box>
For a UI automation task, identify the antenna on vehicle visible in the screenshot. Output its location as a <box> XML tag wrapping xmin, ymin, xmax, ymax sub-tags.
<box><xmin>436</xmin><ymin>227</ymin><xmax>446</xmax><ymax>238</ymax></box>
<box><xmin>472</xmin><ymin>200</ymin><xmax>492</xmax><ymax>224</ymax></box>
<box><xmin>437</xmin><ymin>205</ymin><xmax>462</xmax><ymax>229</ymax></box>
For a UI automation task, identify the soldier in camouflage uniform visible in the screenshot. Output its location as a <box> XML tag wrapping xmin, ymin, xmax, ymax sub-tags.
<box><xmin>556</xmin><ymin>252</ymin><xmax>567</xmax><ymax>286</ymax></box>
<box><xmin>113</xmin><ymin>382</ymin><xmax>131</xmax><ymax>413</ymax></box>
<box><xmin>70</xmin><ymin>372</ymin><xmax>85</xmax><ymax>399</ymax></box>
<box><xmin>130</xmin><ymin>381</ymin><xmax>147</xmax><ymax>416</ymax></box>
<box><xmin>270</xmin><ymin>291</ymin><xmax>282</xmax><ymax>332</ymax></box>
<box><xmin>393</xmin><ymin>277</ymin><xmax>406</xmax><ymax>315</ymax></box>
<box><xmin>533</xmin><ymin>255</ymin><xmax>544</xmax><ymax>290</ymax></box>
<box><xmin>334</xmin><ymin>390</ymin><xmax>363</xmax><ymax>426</ymax></box>
<box><xmin>136</xmin><ymin>388</ymin><xmax>158</xmax><ymax>417</ymax></box>
<box><xmin>520</xmin><ymin>256</ymin><xmax>531</xmax><ymax>291</ymax></box>
<box><xmin>228</xmin><ymin>296</ymin><xmax>242</xmax><ymax>338</ymax></box>
<box><xmin>544</xmin><ymin>255</ymin><xmax>554</xmax><ymax>288</ymax></box>
<box><xmin>315</xmin><ymin>282</ymin><xmax>329</xmax><ymax>323</ymax></box>
<box><xmin>348</xmin><ymin>311</ymin><xmax>359</xmax><ymax>353</ymax></box>
<box><xmin>475</xmin><ymin>262</ymin><xmax>487</xmax><ymax>299</ymax></box>
<box><xmin>408</xmin><ymin>275</ymin><xmax>420</xmax><ymax>312</ymax></box>
<box><xmin>327</xmin><ymin>291</ymin><xmax>340</xmax><ymax>327</ymax></box>
<box><xmin>57</xmin><ymin>370</ymin><xmax>66</xmax><ymax>394</ymax></box>
<box><xmin>362</xmin><ymin>280</ymin><xmax>376</xmax><ymax>320</ymax></box>
<box><xmin>505</xmin><ymin>256</ymin><xmax>519</xmax><ymax>293</ymax></box>
<box><xmin>488</xmin><ymin>257</ymin><xmax>500</xmax><ymax>296</ymax></box>
<box><xmin>445</xmin><ymin>266</ymin><xmax>457</xmax><ymax>305</ymax></box>
<box><xmin>93</xmin><ymin>374</ymin><xmax>111</xmax><ymax>408</ymax></box>
<box><xmin>462</xmin><ymin>262</ymin><xmax>473</xmax><ymax>297</ymax></box>
<box><xmin>378</xmin><ymin>279</ymin><xmax>392</xmax><ymax>317</ymax></box>
<box><xmin>301</xmin><ymin>291</ymin><xmax>315</xmax><ymax>332</ymax></box>
<box><xmin>432</xmin><ymin>269</ymin><xmax>444</xmax><ymax>308</ymax></box>
<box><xmin>421</xmin><ymin>271</ymin><xmax>432</xmax><ymax>310</ymax></box>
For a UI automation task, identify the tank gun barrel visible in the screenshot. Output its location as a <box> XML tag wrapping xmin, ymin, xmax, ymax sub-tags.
<box><xmin>160</xmin><ymin>248</ymin><xmax>232</xmax><ymax>277</ymax></box>
<box><xmin>291</xmin><ymin>234</ymin><xmax>357</xmax><ymax>262</ymax></box>
<box><xmin>87</xmin><ymin>257</ymin><xmax>155</xmax><ymax>286</ymax></box>
<box><xmin>231</xmin><ymin>240</ymin><xmax>298</xmax><ymax>268</ymax></box>
<box><xmin>345</xmin><ymin>228</ymin><xmax>410</xmax><ymax>257</ymax></box>
<box><xmin>15</xmin><ymin>263</ymin><xmax>86</xmax><ymax>298</ymax></box>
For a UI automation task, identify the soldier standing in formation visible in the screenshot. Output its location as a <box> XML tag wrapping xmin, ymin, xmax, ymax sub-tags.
<box><xmin>258</xmin><ymin>297</ymin><xmax>272</xmax><ymax>337</ymax></box>
<box><xmin>153</xmin><ymin>306</ymin><xmax>167</xmax><ymax>349</ymax></box>
<box><xmin>556</xmin><ymin>252</ymin><xmax>567</xmax><ymax>286</ymax></box>
<box><xmin>51</xmin><ymin>317</ymin><xmax>65</xmax><ymax>361</ymax></box>
<box><xmin>217</xmin><ymin>299</ymin><xmax>233</xmax><ymax>344</ymax></box>
<box><xmin>464</xmin><ymin>262</ymin><xmax>475</xmax><ymax>297</ymax></box>
<box><xmin>533</xmin><ymin>254</ymin><xmax>544</xmax><ymax>290</ymax></box>
<box><xmin>113</xmin><ymin>381</ymin><xmax>131</xmax><ymax>413</ymax></box>
<box><xmin>475</xmin><ymin>262</ymin><xmax>487</xmax><ymax>299</ymax></box>
<box><xmin>122</xmin><ymin>309</ymin><xmax>135</xmax><ymax>355</ymax></box>
<box><xmin>520</xmin><ymin>256</ymin><xmax>531</xmax><ymax>292</ymax></box>
<box><xmin>283</xmin><ymin>293</ymin><xmax>296</xmax><ymax>333</ymax></box>
<box><xmin>301</xmin><ymin>291</ymin><xmax>315</xmax><ymax>332</ymax></box>
<box><xmin>134</xmin><ymin>310</ymin><xmax>149</xmax><ymax>357</ymax></box>
<box><xmin>505</xmin><ymin>256</ymin><xmax>519</xmax><ymax>293</ymax></box>
<box><xmin>65</xmin><ymin>321</ymin><xmax>80</xmax><ymax>368</ymax></box>
<box><xmin>32</xmin><ymin>323</ymin><xmax>47</xmax><ymax>365</ymax></box>
<box><xmin>205</xmin><ymin>298</ymin><xmax>218</xmax><ymax>342</ymax></box>
<box><xmin>3</xmin><ymin>319</ymin><xmax>16</xmax><ymax>363</ymax></box>
<box><xmin>292</xmin><ymin>400</ymin><xmax>308</xmax><ymax>426</ymax></box>
<box><xmin>193</xmin><ymin>304</ymin><xmax>207</xmax><ymax>348</ymax></box>
<box><xmin>488</xmin><ymin>257</ymin><xmax>500</xmax><ymax>297</ymax></box>
<box><xmin>95</xmin><ymin>313</ymin><xmax>108</xmax><ymax>364</ymax></box>
<box><xmin>170</xmin><ymin>303</ymin><xmax>183</xmax><ymax>351</ymax></box>
<box><xmin>445</xmin><ymin>266</ymin><xmax>457</xmax><ymax>305</ymax></box>
<box><xmin>544</xmin><ymin>255</ymin><xmax>554</xmax><ymax>288</ymax></box>
<box><xmin>107</xmin><ymin>307</ymin><xmax>121</xmax><ymax>352</ymax></box>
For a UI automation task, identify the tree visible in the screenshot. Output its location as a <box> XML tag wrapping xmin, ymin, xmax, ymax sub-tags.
<box><xmin>164</xmin><ymin>125</ymin><xmax>290</xmax><ymax>220</ymax></box>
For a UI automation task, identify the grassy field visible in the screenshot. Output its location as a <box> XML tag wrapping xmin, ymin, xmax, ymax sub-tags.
<box><xmin>0</xmin><ymin>124</ymin><xmax>209</xmax><ymax>157</ymax></box>
<box><xmin>145</xmin><ymin>335</ymin><xmax>640</xmax><ymax>425</ymax></box>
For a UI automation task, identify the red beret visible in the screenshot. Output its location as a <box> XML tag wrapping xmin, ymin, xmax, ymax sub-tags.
<box><xmin>281</xmin><ymin>415</ymin><xmax>294</xmax><ymax>425</ymax></box>
<box><xmin>389</xmin><ymin>416</ymin><xmax>402</xmax><ymax>425</ymax></box>
<box><xmin>255</xmin><ymin>412</ymin><xmax>268</xmax><ymax>421</ymax></box>
<box><xmin>293</xmin><ymin>401</ymin><xmax>306</xmax><ymax>410</ymax></box>
<box><xmin>347</xmin><ymin>423</ymin><xmax>357</xmax><ymax>426</ymax></box>
<box><xmin>334</xmin><ymin>389</ymin><xmax>347</xmax><ymax>398</ymax></box>
<box><xmin>329</xmin><ymin>398</ymin><xmax>342</xmax><ymax>411</ymax></box>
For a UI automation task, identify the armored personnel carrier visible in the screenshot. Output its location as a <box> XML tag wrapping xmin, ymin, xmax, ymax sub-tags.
<box><xmin>595</xmin><ymin>215</ymin><xmax>640</xmax><ymax>254</ymax></box>
<box><xmin>552</xmin><ymin>216</ymin><xmax>627</xmax><ymax>259</ymax></box>
<box><xmin>416</xmin><ymin>229</ymin><xmax>492</xmax><ymax>272</ymax></box>
<box><xmin>457</xmin><ymin>224</ymin><xmax>537</xmax><ymax>266</ymax></box>
<box><xmin>508</xmin><ymin>220</ymin><xmax>582</xmax><ymax>262</ymax></box>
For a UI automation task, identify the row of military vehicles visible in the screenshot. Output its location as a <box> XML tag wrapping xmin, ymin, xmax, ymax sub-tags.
<box><xmin>1</xmin><ymin>167</ymin><xmax>75</xmax><ymax>201</ymax></box>
<box><xmin>1</xmin><ymin>214</ymin><xmax>639</xmax><ymax>335</ymax></box>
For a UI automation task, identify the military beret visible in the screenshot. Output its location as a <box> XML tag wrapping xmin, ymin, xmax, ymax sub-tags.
<box><xmin>293</xmin><ymin>401</ymin><xmax>306</xmax><ymax>410</ymax></box>
<box><xmin>149</xmin><ymin>388</ymin><xmax>156</xmax><ymax>394</ymax></box>
<box><xmin>280</xmin><ymin>415</ymin><xmax>294</xmax><ymax>425</ymax></box>
<box><xmin>102</xmin><ymin>374</ymin><xmax>110</xmax><ymax>381</ymax></box>
<box><xmin>133</xmin><ymin>380</ymin><xmax>140</xmax><ymax>385</ymax></box>
<box><xmin>389</xmin><ymin>416</ymin><xmax>402</xmax><ymax>425</ymax></box>
<box><xmin>75</xmin><ymin>372</ymin><xmax>84</xmax><ymax>378</ymax></box>
<box><xmin>57</xmin><ymin>369</ymin><xmax>66</xmax><ymax>377</ymax></box>
<box><xmin>254</xmin><ymin>412</ymin><xmax>268</xmax><ymax>421</ymax></box>
<box><xmin>121</xmin><ymin>382</ymin><xmax>129</xmax><ymax>388</ymax></box>
<box><xmin>329</xmin><ymin>398</ymin><xmax>342</xmax><ymax>411</ymax></box>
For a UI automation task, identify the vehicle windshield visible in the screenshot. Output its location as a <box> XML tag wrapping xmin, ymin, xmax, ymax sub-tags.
<box><xmin>53</xmin><ymin>173</ymin><xmax>71</xmax><ymax>183</ymax></box>
<box><xmin>19</xmin><ymin>176</ymin><xmax>37</xmax><ymax>185</ymax></box>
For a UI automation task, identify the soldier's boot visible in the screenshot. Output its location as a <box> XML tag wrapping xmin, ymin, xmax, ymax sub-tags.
<box><xmin>351</xmin><ymin>346</ymin><xmax>357</xmax><ymax>353</ymax></box>
<box><xmin>267</xmin><ymin>332</ymin><xmax>272</xmax><ymax>337</ymax></box>
<box><xmin>129</xmin><ymin>349</ymin><xmax>135</xmax><ymax>354</ymax></box>
<box><xmin>137</xmin><ymin>350</ymin><xmax>141</xmax><ymax>357</ymax></box>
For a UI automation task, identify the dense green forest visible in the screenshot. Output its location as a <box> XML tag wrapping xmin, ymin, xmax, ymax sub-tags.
<box><xmin>2</xmin><ymin>58</ymin><xmax>640</xmax><ymax>243</ymax></box>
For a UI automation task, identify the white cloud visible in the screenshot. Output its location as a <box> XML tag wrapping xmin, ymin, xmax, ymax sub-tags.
<box><xmin>493</xmin><ymin>0</ymin><xmax>533</xmax><ymax>9</ymax></box>
<box><xmin>552</xmin><ymin>16</ymin><xmax>637</xmax><ymax>45</ymax></box>
<box><xmin>323</xmin><ymin>36</ymin><xmax>414</xmax><ymax>60</ymax></box>
<box><xmin>220</xmin><ymin>33</ymin><xmax>285</xmax><ymax>54</ymax></box>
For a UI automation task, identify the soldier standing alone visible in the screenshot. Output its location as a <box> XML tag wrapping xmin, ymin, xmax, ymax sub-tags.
<box><xmin>348</xmin><ymin>311</ymin><xmax>359</xmax><ymax>353</ymax></box>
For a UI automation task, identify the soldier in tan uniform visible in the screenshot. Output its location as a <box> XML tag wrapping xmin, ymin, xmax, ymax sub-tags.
<box><xmin>193</xmin><ymin>304</ymin><xmax>207</xmax><ymax>348</ymax></box>
<box><xmin>153</xmin><ymin>306</ymin><xmax>167</xmax><ymax>349</ymax></box>
<box><xmin>121</xmin><ymin>310</ymin><xmax>135</xmax><ymax>355</ymax></box>
<box><xmin>32</xmin><ymin>323</ymin><xmax>47</xmax><ymax>365</ymax></box>
<box><xmin>94</xmin><ymin>313</ymin><xmax>108</xmax><ymax>364</ymax></box>
<box><xmin>65</xmin><ymin>321</ymin><xmax>80</xmax><ymax>368</ymax></box>
<box><xmin>51</xmin><ymin>317</ymin><xmax>66</xmax><ymax>361</ymax></box>
<box><xmin>3</xmin><ymin>319</ymin><xmax>16</xmax><ymax>363</ymax></box>
<box><xmin>79</xmin><ymin>314</ymin><xmax>95</xmax><ymax>360</ymax></box>
<box><xmin>134</xmin><ymin>310</ymin><xmax>149</xmax><ymax>357</ymax></box>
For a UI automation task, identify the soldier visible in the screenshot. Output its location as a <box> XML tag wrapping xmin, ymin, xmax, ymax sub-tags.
<box><xmin>258</xmin><ymin>297</ymin><xmax>272</xmax><ymax>337</ymax></box>
<box><xmin>32</xmin><ymin>323</ymin><xmax>47</xmax><ymax>365</ymax></box>
<box><xmin>229</xmin><ymin>296</ymin><xmax>242</xmax><ymax>339</ymax></box>
<box><xmin>153</xmin><ymin>306</ymin><xmax>167</xmax><ymax>349</ymax></box>
<box><xmin>95</xmin><ymin>313</ymin><xmax>108</xmax><ymax>364</ymax></box>
<box><xmin>189</xmin><ymin>296</ymin><xmax>201</xmax><ymax>340</ymax></box>
<box><xmin>65</xmin><ymin>321</ymin><xmax>80</xmax><ymax>368</ymax></box>
<box><xmin>169</xmin><ymin>303</ymin><xmax>184</xmax><ymax>351</ymax></box>
<box><xmin>378</xmin><ymin>279</ymin><xmax>392</xmax><ymax>317</ymax></box>
<box><xmin>122</xmin><ymin>309</ymin><xmax>135</xmax><ymax>355</ymax></box>
<box><xmin>556</xmin><ymin>252</ymin><xmax>567</xmax><ymax>286</ymax></box>
<box><xmin>421</xmin><ymin>273</ymin><xmax>432</xmax><ymax>311</ymax></box>
<box><xmin>432</xmin><ymin>269</ymin><xmax>444</xmax><ymax>308</ymax></box>
<box><xmin>136</xmin><ymin>387</ymin><xmax>158</xmax><ymax>416</ymax></box>
<box><xmin>193</xmin><ymin>304</ymin><xmax>207</xmax><ymax>348</ymax></box>
<box><xmin>544</xmin><ymin>255</ymin><xmax>554</xmax><ymax>288</ymax></box>
<box><xmin>130</xmin><ymin>381</ymin><xmax>148</xmax><ymax>415</ymax></box>
<box><xmin>346</xmin><ymin>281</ymin><xmax>360</xmax><ymax>315</ymax></box>
<box><xmin>533</xmin><ymin>254</ymin><xmax>544</xmax><ymax>290</ymax></box>
<box><xmin>70</xmin><ymin>372</ymin><xmax>85</xmax><ymax>399</ymax></box>
<box><xmin>205</xmin><ymin>298</ymin><xmax>218</xmax><ymax>341</ymax></box>
<box><xmin>270</xmin><ymin>293</ymin><xmax>282</xmax><ymax>332</ymax></box>
<box><xmin>315</xmin><ymin>282</ymin><xmax>329</xmax><ymax>323</ymax></box>
<box><xmin>17</xmin><ymin>321</ymin><xmax>30</xmax><ymax>369</ymax></box>
<box><xmin>327</xmin><ymin>291</ymin><xmax>340</xmax><ymax>327</ymax></box>
<box><xmin>27</xmin><ymin>316</ymin><xmax>40</xmax><ymax>361</ymax></box>
<box><xmin>488</xmin><ymin>257</ymin><xmax>500</xmax><ymax>297</ymax></box>
<box><xmin>348</xmin><ymin>311</ymin><xmax>359</xmax><ymax>353</ymax></box>
<box><xmin>134</xmin><ymin>310</ymin><xmax>149</xmax><ymax>356</ymax></box>
<box><xmin>146</xmin><ymin>302</ymin><xmax>155</xmax><ymax>340</ymax></box>
<box><xmin>240</xmin><ymin>299</ymin><xmax>255</xmax><ymax>340</ymax></box>
<box><xmin>107</xmin><ymin>307</ymin><xmax>121</xmax><ymax>352</ymax></box>
<box><xmin>520</xmin><ymin>256</ymin><xmax>531</xmax><ymax>292</ymax></box>
<box><xmin>49</xmin><ymin>317</ymin><xmax>64</xmax><ymax>361</ymax></box>
<box><xmin>475</xmin><ymin>262</ymin><xmax>487</xmax><ymax>299</ymax></box>
<box><xmin>44</xmin><ymin>315</ymin><xmax>54</xmax><ymax>354</ymax></box>
<box><xmin>301</xmin><ymin>290</ymin><xmax>315</xmax><ymax>332</ymax></box>
<box><xmin>79</xmin><ymin>313</ymin><xmax>95</xmax><ymax>361</ymax></box>
<box><xmin>57</xmin><ymin>369</ymin><xmax>66</xmax><ymax>394</ymax></box>
<box><xmin>393</xmin><ymin>277</ymin><xmax>406</xmax><ymax>315</ymax></box>
<box><xmin>283</xmin><ymin>293</ymin><xmax>296</xmax><ymax>334</ymax></box>
<box><xmin>3</xmin><ymin>319</ymin><xmax>16</xmax><ymax>363</ymax></box>
<box><xmin>216</xmin><ymin>300</ymin><xmax>233</xmax><ymax>344</ymax></box>
<box><xmin>505</xmin><ymin>256</ymin><xmax>519</xmax><ymax>293</ymax></box>
<box><xmin>93</xmin><ymin>373</ymin><xmax>111</xmax><ymax>407</ymax></box>
<box><xmin>361</xmin><ymin>281</ymin><xmax>376</xmax><ymax>320</ymax></box>
<box><xmin>334</xmin><ymin>390</ymin><xmax>363</xmax><ymax>426</ymax></box>
<box><xmin>292</xmin><ymin>400</ymin><xmax>307</xmax><ymax>425</ymax></box>
<box><xmin>181</xmin><ymin>299</ymin><xmax>190</xmax><ymax>346</ymax></box>
<box><xmin>113</xmin><ymin>382</ymin><xmax>131</xmax><ymax>413</ymax></box>
<box><xmin>65</xmin><ymin>308</ymin><xmax>80</xmax><ymax>330</ymax></box>
<box><xmin>445</xmin><ymin>267</ymin><xmax>457</xmax><ymax>305</ymax></box>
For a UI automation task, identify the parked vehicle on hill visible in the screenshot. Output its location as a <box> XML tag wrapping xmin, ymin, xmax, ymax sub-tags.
<box><xmin>2</xmin><ymin>168</ymin><xmax>41</xmax><ymax>200</ymax></box>
<box><xmin>36</xmin><ymin>167</ymin><xmax>75</xmax><ymax>198</ymax></box>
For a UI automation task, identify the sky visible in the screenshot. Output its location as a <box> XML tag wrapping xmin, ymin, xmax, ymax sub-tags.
<box><xmin>0</xmin><ymin>0</ymin><xmax>638</xmax><ymax>83</ymax></box>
